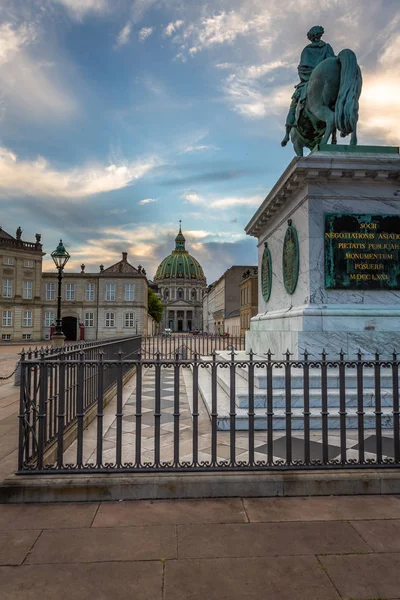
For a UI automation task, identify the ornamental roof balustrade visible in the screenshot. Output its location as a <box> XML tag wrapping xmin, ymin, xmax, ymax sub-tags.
<box><xmin>0</xmin><ymin>226</ymin><xmax>43</xmax><ymax>252</ymax></box>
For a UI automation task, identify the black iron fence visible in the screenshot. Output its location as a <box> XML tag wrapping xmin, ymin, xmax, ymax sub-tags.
<box><xmin>17</xmin><ymin>347</ymin><xmax>400</xmax><ymax>473</ymax></box>
<box><xmin>18</xmin><ymin>336</ymin><xmax>141</xmax><ymax>471</ymax></box>
<box><xmin>141</xmin><ymin>334</ymin><xmax>245</xmax><ymax>358</ymax></box>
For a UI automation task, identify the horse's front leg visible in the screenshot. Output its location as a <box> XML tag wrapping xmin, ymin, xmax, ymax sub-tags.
<box><xmin>332</xmin><ymin>128</ymin><xmax>337</xmax><ymax>144</ymax></box>
<box><xmin>350</xmin><ymin>127</ymin><xmax>358</xmax><ymax>146</ymax></box>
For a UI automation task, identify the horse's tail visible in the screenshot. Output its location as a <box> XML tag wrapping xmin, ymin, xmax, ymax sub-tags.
<box><xmin>335</xmin><ymin>49</ymin><xmax>363</xmax><ymax>136</ymax></box>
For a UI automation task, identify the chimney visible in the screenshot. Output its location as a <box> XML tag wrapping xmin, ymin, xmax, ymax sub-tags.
<box><xmin>99</xmin><ymin>264</ymin><xmax>104</xmax><ymax>272</ymax></box>
<box><xmin>122</xmin><ymin>252</ymin><xmax>127</xmax><ymax>262</ymax></box>
<box><xmin>80</xmin><ymin>264</ymin><xmax>85</xmax><ymax>273</ymax></box>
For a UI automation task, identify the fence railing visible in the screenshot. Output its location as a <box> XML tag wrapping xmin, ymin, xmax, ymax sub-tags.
<box><xmin>17</xmin><ymin>348</ymin><xmax>400</xmax><ymax>473</ymax></box>
<box><xmin>141</xmin><ymin>334</ymin><xmax>245</xmax><ymax>358</ymax></box>
<box><xmin>18</xmin><ymin>336</ymin><xmax>141</xmax><ymax>471</ymax></box>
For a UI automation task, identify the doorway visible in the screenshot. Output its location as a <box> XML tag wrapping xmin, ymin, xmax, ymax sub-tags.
<box><xmin>177</xmin><ymin>320</ymin><xmax>183</xmax><ymax>332</ymax></box>
<box><xmin>62</xmin><ymin>316</ymin><xmax>78</xmax><ymax>341</ymax></box>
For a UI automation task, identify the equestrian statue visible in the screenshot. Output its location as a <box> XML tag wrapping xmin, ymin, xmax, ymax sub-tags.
<box><xmin>281</xmin><ymin>25</ymin><xmax>362</xmax><ymax>157</ymax></box>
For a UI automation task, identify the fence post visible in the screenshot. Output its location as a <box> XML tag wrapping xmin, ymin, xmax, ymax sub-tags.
<box><xmin>320</xmin><ymin>349</ymin><xmax>329</xmax><ymax>464</ymax></box>
<box><xmin>192</xmin><ymin>351</ymin><xmax>199</xmax><ymax>466</ymax></box>
<box><xmin>116</xmin><ymin>348</ymin><xmax>123</xmax><ymax>468</ymax></box>
<box><xmin>17</xmin><ymin>349</ymin><xmax>26</xmax><ymax>471</ymax></box>
<box><xmin>211</xmin><ymin>350</ymin><xmax>218</xmax><ymax>466</ymax></box>
<box><xmin>248</xmin><ymin>348</ymin><xmax>255</xmax><ymax>466</ymax></box>
<box><xmin>374</xmin><ymin>350</ymin><xmax>382</xmax><ymax>463</ymax></box>
<box><xmin>173</xmin><ymin>350</ymin><xmax>180</xmax><ymax>467</ymax></box>
<box><xmin>356</xmin><ymin>349</ymin><xmax>365</xmax><ymax>463</ymax></box>
<box><xmin>339</xmin><ymin>349</ymin><xmax>347</xmax><ymax>465</ymax></box>
<box><xmin>303</xmin><ymin>349</ymin><xmax>310</xmax><ymax>465</ymax></box>
<box><xmin>284</xmin><ymin>350</ymin><xmax>293</xmax><ymax>465</ymax></box>
<box><xmin>135</xmin><ymin>349</ymin><xmax>143</xmax><ymax>468</ymax></box>
<box><xmin>393</xmin><ymin>349</ymin><xmax>399</xmax><ymax>462</ymax></box>
<box><xmin>266</xmin><ymin>349</ymin><xmax>274</xmax><ymax>466</ymax></box>
<box><xmin>96</xmin><ymin>350</ymin><xmax>104</xmax><ymax>468</ymax></box>
<box><xmin>76</xmin><ymin>351</ymin><xmax>85</xmax><ymax>468</ymax></box>
<box><xmin>37</xmin><ymin>349</ymin><xmax>47</xmax><ymax>470</ymax></box>
<box><xmin>57</xmin><ymin>348</ymin><xmax>66</xmax><ymax>469</ymax></box>
<box><xmin>229</xmin><ymin>347</ymin><xmax>236</xmax><ymax>465</ymax></box>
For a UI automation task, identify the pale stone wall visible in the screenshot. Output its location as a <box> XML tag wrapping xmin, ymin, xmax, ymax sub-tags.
<box><xmin>0</xmin><ymin>240</ymin><xmax>44</xmax><ymax>343</ymax></box>
<box><xmin>42</xmin><ymin>272</ymin><xmax>148</xmax><ymax>341</ymax></box>
<box><xmin>224</xmin><ymin>314</ymin><xmax>240</xmax><ymax>336</ymax></box>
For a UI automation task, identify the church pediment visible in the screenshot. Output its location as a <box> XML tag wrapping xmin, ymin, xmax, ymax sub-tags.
<box><xmin>166</xmin><ymin>299</ymin><xmax>195</xmax><ymax>307</ymax></box>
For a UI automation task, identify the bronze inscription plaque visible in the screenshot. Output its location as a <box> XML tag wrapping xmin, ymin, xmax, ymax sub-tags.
<box><xmin>325</xmin><ymin>213</ymin><xmax>400</xmax><ymax>290</ymax></box>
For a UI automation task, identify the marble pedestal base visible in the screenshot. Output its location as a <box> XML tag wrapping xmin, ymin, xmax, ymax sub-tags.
<box><xmin>246</xmin><ymin>305</ymin><xmax>400</xmax><ymax>359</ymax></box>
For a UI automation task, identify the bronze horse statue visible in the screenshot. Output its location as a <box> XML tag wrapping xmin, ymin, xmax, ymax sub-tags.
<box><xmin>290</xmin><ymin>49</ymin><xmax>362</xmax><ymax>157</ymax></box>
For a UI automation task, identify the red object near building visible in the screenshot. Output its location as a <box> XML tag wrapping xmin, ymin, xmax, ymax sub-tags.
<box><xmin>79</xmin><ymin>322</ymin><xmax>85</xmax><ymax>341</ymax></box>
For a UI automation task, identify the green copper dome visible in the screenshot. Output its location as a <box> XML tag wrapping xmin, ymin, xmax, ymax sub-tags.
<box><xmin>155</xmin><ymin>226</ymin><xmax>206</xmax><ymax>282</ymax></box>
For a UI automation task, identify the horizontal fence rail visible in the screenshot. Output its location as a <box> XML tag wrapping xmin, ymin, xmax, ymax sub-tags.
<box><xmin>17</xmin><ymin>347</ymin><xmax>400</xmax><ymax>474</ymax></box>
<box><xmin>141</xmin><ymin>334</ymin><xmax>245</xmax><ymax>358</ymax></box>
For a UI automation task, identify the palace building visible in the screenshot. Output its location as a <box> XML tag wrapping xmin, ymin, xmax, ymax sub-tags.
<box><xmin>0</xmin><ymin>226</ymin><xmax>149</xmax><ymax>342</ymax></box>
<box><xmin>154</xmin><ymin>226</ymin><xmax>206</xmax><ymax>332</ymax></box>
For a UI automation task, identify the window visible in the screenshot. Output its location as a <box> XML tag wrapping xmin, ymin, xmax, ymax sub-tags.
<box><xmin>3</xmin><ymin>257</ymin><xmax>13</xmax><ymax>265</ymax></box>
<box><xmin>105</xmin><ymin>312</ymin><xmax>115</xmax><ymax>327</ymax></box>
<box><xmin>23</xmin><ymin>311</ymin><xmax>32</xmax><ymax>327</ymax></box>
<box><xmin>2</xmin><ymin>279</ymin><xmax>12</xmax><ymax>298</ymax></box>
<box><xmin>125</xmin><ymin>312</ymin><xmax>135</xmax><ymax>327</ymax></box>
<box><xmin>106</xmin><ymin>283</ymin><xmax>116</xmax><ymax>301</ymax></box>
<box><xmin>22</xmin><ymin>334</ymin><xmax>32</xmax><ymax>340</ymax></box>
<box><xmin>2</xmin><ymin>310</ymin><xmax>12</xmax><ymax>326</ymax></box>
<box><xmin>85</xmin><ymin>283</ymin><xmax>95</xmax><ymax>301</ymax></box>
<box><xmin>23</xmin><ymin>280</ymin><xmax>32</xmax><ymax>299</ymax></box>
<box><xmin>124</xmin><ymin>283</ymin><xmax>135</xmax><ymax>301</ymax></box>
<box><xmin>164</xmin><ymin>288</ymin><xmax>169</xmax><ymax>300</ymax></box>
<box><xmin>177</xmin><ymin>287</ymin><xmax>184</xmax><ymax>299</ymax></box>
<box><xmin>24</xmin><ymin>260</ymin><xmax>34</xmax><ymax>268</ymax></box>
<box><xmin>66</xmin><ymin>283</ymin><xmax>75</xmax><ymax>300</ymax></box>
<box><xmin>44</xmin><ymin>312</ymin><xmax>54</xmax><ymax>327</ymax></box>
<box><xmin>1</xmin><ymin>334</ymin><xmax>11</xmax><ymax>341</ymax></box>
<box><xmin>191</xmin><ymin>289</ymin><xmax>197</xmax><ymax>301</ymax></box>
<box><xmin>46</xmin><ymin>283</ymin><xmax>55</xmax><ymax>300</ymax></box>
<box><xmin>85</xmin><ymin>312</ymin><xmax>94</xmax><ymax>327</ymax></box>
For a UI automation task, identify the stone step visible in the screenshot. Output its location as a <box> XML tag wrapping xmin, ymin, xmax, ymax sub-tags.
<box><xmin>215</xmin><ymin>351</ymin><xmax>394</xmax><ymax>390</ymax></box>
<box><xmin>213</xmin><ymin>360</ymin><xmax>394</xmax><ymax>409</ymax></box>
<box><xmin>197</xmin><ymin>362</ymin><xmax>395</xmax><ymax>431</ymax></box>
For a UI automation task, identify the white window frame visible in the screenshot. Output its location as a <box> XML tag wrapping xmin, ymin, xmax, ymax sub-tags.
<box><xmin>105</xmin><ymin>312</ymin><xmax>115</xmax><ymax>327</ymax></box>
<box><xmin>23</xmin><ymin>280</ymin><xmax>33</xmax><ymax>299</ymax></box>
<box><xmin>85</xmin><ymin>283</ymin><xmax>95</xmax><ymax>301</ymax></box>
<box><xmin>24</xmin><ymin>260</ymin><xmax>34</xmax><ymax>268</ymax></box>
<box><xmin>22</xmin><ymin>333</ymin><xmax>32</xmax><ymax>340</ymax></box>
<box><xmin>85</xmin><ymin>312</ymin><xmax>94</xmax><ymax>327</ymax></box>
<box><xmin>66</xmin><ymin>283</ymin><xmax>75</xmax><ymax>301</ymax></box>
<box><xmin>3</xmin><ymin>257</ymin><xmax>14</xmax><ymax>266</ymax></box>
<box><xmin>1</xmin><ymin>334</ymin><xmax>11</xmax><ymax>341</ymax></box>
<box><xmin>23</xmin><ymin>311</ymin><xmax>32</xmax><ymax>327</ymax></box>
<box><xmin>46</xmin><ymin>283</ymin><xmax>55</xmax><ymax>300</ymax></box>
<box><xmin>124</xmin><ymin>283</ymin><xmax>135</xmax><ymax>301</ymax></box>
<box><xmin>125</xmin><ymin>312</ymin><xmax>135</xmax><ymax>327</ymax></box>
<box><xmin>44</xmin><ymin>312</ymin><xmax>54</xmax><ymax>327</ymax></box>
<box><xmin>106</xmin><ymin>283</ymin><xmax>116</xmax><ymax>301</ymax></box>
<box><xmin>2</xmin><ymin>310</ymin><xmax>12</xmax><ymax>327</ymax></box>
<box><xmin>2</xmin><ymin>279</ymin><xmax>12</xmax><ymax>298</ymax></box>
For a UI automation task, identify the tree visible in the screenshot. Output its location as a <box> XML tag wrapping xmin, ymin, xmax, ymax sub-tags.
<box><xmin>148</xmin><ymin>288</ymin><xmax>164</xmax><ymax>323</ymax></box>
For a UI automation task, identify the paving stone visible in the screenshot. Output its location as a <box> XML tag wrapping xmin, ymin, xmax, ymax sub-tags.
<box><xmin>177</xmin><ymin>521</ymin><xmax>369</xmax><ymax>558</ymax></box>
<box><xmin>93</xmin><ymin>498</ymin><xmax>247</xmax><ymax>527</ymax></box>
<box><xmin>0</xmin><ymin>502</ymin><xmax>99</xmax><ymax>530</ymax></box>
<box><xmin>26</xmin><ymin>525</ymin><xmax>177</xmax><ymax>564</ymax></box>
<box><xmin>0</xmin><ymin>561</ymin><xmax>163</xmax><ymax>600</ymax></box>
<box><xmin>0</xmin><ymin>530</ymin><xmax>41</xmax><ymax>565</ymax></box>
<box><xmin>165</xmin><ymin>556</ymin><xmax>340</xmax><ymax>600</ymax></box>
<box><xmin>243</xmin><ymin>495</ymin><xmax>400</xmax><ymax>522</ymax></box>
<box><xmin>350</xmin><ymin>519</ymin><xmax>400</xmax><ymax>552</ymax></box>
<box><xmin>320</xmin><ymin>553</ymin><xmax>400</xmax><ymax>599</ymax></box>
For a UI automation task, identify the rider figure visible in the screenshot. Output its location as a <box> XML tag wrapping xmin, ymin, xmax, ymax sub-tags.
<box><xmin>281</xmin><ymin>26</ymin><xmax>335</xmax><ymax>147</ymax></box>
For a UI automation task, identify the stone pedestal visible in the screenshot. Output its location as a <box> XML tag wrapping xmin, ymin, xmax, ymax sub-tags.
<box><xmin>52</xmin><ymin>332</ymin><xmax>66</xmax><ymax>347</ymax></box>
<box><xmin>245</xmin><ymin>146</ymin><xmax>400</xmax><ymax>359</ymax></box>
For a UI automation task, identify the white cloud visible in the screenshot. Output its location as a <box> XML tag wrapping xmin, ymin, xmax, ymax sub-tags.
<box><xmin>116</xmin><ymin>22</ymin><xmax>132</xmax><ymax>47</ymax></box>
<box><xmin>164</xmin><ymin>20</ymin><xmax>184</xmax><ymax>37</ymax></box>
<box><xmin>139</xmin><ymin>27</ymin><xmax>154</xmax><ymax>42</ymax></box>
<box><xmin>0</xmin><ymin>23</ymin><xmax>36</xmax><ymax>65</ymax></box>
<box><xmin>0</xmin><ymin>146</ymin><xmax>159</xmax><ymax>200</ymax></box>
<box><xmin>182</xmin><ymin>191</ymin><xmax>204</xmax><ymax>204</ymax></box>
<box><xmin>105</xmin><ymin>209</ymin><xmax>128</xmax><ymax>215</ymax></box>
<box><xmin>139</xmin><ymin>198</ymin><xmax>158</xmax><ymax>205</ymax></box>
<box><xmin>0</xmin><ymin>22</ymin><xmax>77</xmax><ymax>123</ymax></box>
<box><xmin>52</xmin><ymin>0</ymin><xmax>109</xmax><ymax>19</ymax></box>
<box><xmin>209</xmin><ymin>195</ymin><xmax>261</xmax><ymax>209</ymax></box>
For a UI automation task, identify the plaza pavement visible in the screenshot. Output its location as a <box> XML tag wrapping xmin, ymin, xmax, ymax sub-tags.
<box><xmin>1</xmin><ymin>345</ymin><xmax>400</xmax><ymax>598</ymax></box>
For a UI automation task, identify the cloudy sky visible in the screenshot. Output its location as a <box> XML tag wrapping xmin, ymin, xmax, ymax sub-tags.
<box><xmin>0</xmin><ymin>0</ymin><xmax>399</xmax><ymax>281</ymax></box>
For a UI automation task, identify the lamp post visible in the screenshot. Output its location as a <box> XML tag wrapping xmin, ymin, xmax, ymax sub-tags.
<box><xmin>135</xmin><ymin>317</ymin><xmax>138</xmax><ymax>335</ymax></box>
<box><xmin>51</xmin><ymin>240</ymin><xmax>70</xmax><ymax>347</ymax></box>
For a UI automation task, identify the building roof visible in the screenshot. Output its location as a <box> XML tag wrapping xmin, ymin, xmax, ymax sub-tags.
<box><xmin>0</xmin><ymin>226</ymin><xmax>44</xmax><ymax>254</ymax></box>
<box><xmin>154</xmin><ymin>225</ymin><xmax>206</xmax><ymax>283</ymax></box>
<box><xmin>225</xmin><ymin>309</ymin><xmax>240</xmax><ymax>319</ymax></box>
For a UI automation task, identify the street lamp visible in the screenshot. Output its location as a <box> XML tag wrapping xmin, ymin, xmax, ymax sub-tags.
<box><xmin>135</xmin><ymin>317</ymin><xmax>138</xmax><ymax>335</ymax></box>
<box><xmin>51</xmin><ymin>240</ymin><xmax>70</xmax><ymax>346</ymax></box>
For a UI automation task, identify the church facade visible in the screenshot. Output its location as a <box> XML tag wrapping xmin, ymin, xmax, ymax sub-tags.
<box><xmin>154</xmin><ymin>226</ymin><xmax>206</xmax><ymax>332</ymax></box>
